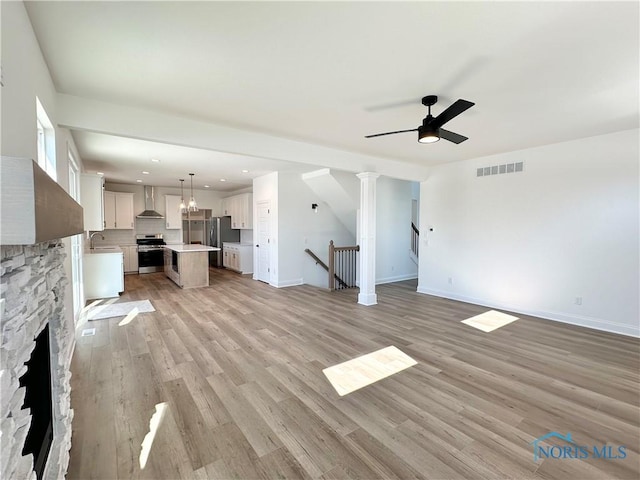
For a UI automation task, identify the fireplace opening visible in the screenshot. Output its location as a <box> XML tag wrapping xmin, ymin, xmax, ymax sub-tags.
<box><xmin>19</xmin><ymin>324</ymin><xmax>53</xmax><ymax>480</ymax></box>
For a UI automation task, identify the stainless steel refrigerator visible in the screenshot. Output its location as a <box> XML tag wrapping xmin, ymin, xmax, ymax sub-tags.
<box><xmin>183</xmin><ymin>216</ymin><xmax>239</xmax><ymax>267</ymax></box>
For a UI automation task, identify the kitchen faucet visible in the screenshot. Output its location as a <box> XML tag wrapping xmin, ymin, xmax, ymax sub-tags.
<box><xmin>89</xmin><ymin>232</ymin><xmax>105</xmax><ymax>249</ymax></box>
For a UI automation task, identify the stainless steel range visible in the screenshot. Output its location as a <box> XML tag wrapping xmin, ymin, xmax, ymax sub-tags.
<box><xmin>136</xmin><ymin>234</ymin><xmax>166</xmax><ymax>273</ymax></box>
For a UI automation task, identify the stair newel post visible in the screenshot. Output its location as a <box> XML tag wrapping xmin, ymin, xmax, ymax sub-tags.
<box><xmin>329</xmin><ymin>240</ymin><xmax>335</xmax><ymax>291</ymax></box>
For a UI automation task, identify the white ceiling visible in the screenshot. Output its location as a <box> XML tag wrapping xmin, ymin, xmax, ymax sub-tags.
<box><xmin>24</xmin><ymin>1</ymin><xmax>639</xmax><ymax>185</ymax></box>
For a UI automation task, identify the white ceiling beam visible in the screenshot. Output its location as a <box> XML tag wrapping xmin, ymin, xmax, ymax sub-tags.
<box><xmin>56</xmin><ymin>94</ymin><xmax>430</xmax><ymax>182</ymax></box>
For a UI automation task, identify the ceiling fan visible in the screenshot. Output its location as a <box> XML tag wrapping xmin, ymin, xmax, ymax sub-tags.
<box><xmin>365</xmin><ymin>95</ymin><xmax>475</xmax><ymax>144</ymax></box>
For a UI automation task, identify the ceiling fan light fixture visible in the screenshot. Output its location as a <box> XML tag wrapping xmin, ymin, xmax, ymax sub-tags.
<box><xmin>365</xmin><ymin>95</ymin><xmax>473</xmax><ymax>145</ymax></box>
<box><xmin>418</xmin><ymin>126</ymin><xmax>440</xmax><ymax>144</ymax></box>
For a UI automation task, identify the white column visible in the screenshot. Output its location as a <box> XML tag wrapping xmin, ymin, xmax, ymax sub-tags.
<box><xmin>357</xmin><ymin>172</ymin><xmax>380</xmax><ymax>306</ymax></box>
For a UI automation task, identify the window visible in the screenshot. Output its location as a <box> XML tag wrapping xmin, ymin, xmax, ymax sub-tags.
<box><xmin>36</xmin><ymin>97</ymin><xmax>56</xmax><ymax>181</ymax></box>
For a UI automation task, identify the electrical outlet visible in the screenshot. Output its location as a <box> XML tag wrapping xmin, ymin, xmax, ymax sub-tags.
<box><xmin>575</xmin><ymin>296</ymin><xmax>583</xmax><ymax>305</ymax></box>
<box><xmin>448</xmin><ymin>277</ymin><xmax>454</xmax><ymax>285</ymax></box>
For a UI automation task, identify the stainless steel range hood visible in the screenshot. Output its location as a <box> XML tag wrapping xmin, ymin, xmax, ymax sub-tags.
<box><xmin>136</xmin><ymin>186</ymin><xmax>164</xmax><ymax>219</ymax></box>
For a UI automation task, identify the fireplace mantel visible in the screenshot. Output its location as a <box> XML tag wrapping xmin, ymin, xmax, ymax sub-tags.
<box><xmin>0</xmin><ymin>157</ymin><xmax>84</xmax><ymax>245</ymax></box>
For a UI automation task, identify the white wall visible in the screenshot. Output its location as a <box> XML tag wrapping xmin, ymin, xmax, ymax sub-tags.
<box><xmin>418</xmin><ymin>129</ymin><xmax>640</xmax><ymax>337</ymax></box>
<box><xmin>376</xmin><ymin>177</ymin><xmax>418</xmax><ymax>284</ymax></box>
<box><xmin>1</xmin><ymin>2</ymin><xmax>58</xmax><ymax>160</ymax></box>
<box><xmin>1</xmin><ymin>1</ymin><xmax>86</xmax><ymax>329</ymax></box>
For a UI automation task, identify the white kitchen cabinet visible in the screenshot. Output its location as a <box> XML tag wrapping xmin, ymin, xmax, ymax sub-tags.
<box><xmin>80</xmin><ymin>173</ymin><xmax>104</xmax><ymax>231</ymax></box>
<box><xmin>222</xmin><ymin>243</ymin><xmax>253</xmax><ymax>274</ymax></box>
<box><xmin>104</xmin><ymin>191</ymin><xmax>134</xmax><ymax>229</ymax></box>
<box><xmin>223</xmin><ymin>193</ymin><xmax>253</xmax><ymax>229</ymax></box>
<box><xmin>165</xmin><ymin>195</ymin><xmax>183</xmax><ymax>229</ymax></box>
<box><xmin>221</xmin><ymin>197</ymin><xmax>231</xmax><ymax>216</ymax></box>
<box><xmin>122</xmin><ymin>245</ymin><xmax>138</xmax><ymax>273</ymax></box>
<box><xmin>83</xmin><ymin>250</ymin><xmax>124</xmax><ymax>299</ymax></box>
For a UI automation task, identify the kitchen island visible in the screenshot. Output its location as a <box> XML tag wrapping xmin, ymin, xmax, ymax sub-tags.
<box><xmin>163</xmin><ymin>244</ymin><xmax>220</xmax><ymax>289</ymax></box>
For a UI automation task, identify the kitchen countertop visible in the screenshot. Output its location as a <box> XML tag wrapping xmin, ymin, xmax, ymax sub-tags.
<box><xmin>84</xmin><ymin>246</ymin><xmax>123</xmax><ymax>255</ymax></box>
<box><xmin>163</xmin><ymin>244</ymin><xmax>221</xmax><ymax>253</ymax></box>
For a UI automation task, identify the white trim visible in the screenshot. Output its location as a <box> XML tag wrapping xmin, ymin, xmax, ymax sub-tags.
<box><xmin>272</xmin><ymin>278</ymin><xmax>304</xmax><ymax>288</ymax></box>
<box><xmin>358</xmin><ymin>292</ymin><xmax>378</xmax><ymax>306</ymax></box>
<box><xmin>376</xmin><ymin>273</ymin><xmax>418</xmax><ymax>285</ymax></box>
<box><xmin>416</xmin><ymin>286</ymin><xmax>640</xmax><ymax>338</ymax></box>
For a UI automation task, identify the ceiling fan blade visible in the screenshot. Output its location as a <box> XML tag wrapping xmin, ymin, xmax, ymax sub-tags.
<box><xmin>439</xmin><ymin>128</ymin><xmax>468</xmax><ymax>144</ymax></box>
<box><xmin>430</xmin><ymin>99</ymin><xmax>475</xmax><ymax>129</ymax></box>
<box><xmin>365</xmin><ymin>128</ymin><xmax>418</xmax><ymax>138</ymax></box>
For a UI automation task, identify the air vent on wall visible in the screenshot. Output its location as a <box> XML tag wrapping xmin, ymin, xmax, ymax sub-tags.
<box><xmin>477</xmin><ymin>161</ymin><xmax>524</xmax><ymax>177</ymax></box>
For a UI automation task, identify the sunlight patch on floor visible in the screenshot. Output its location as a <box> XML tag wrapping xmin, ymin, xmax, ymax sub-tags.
<box><xmin>322</xmin><ymin>346</ymin><xmax>417</xmax><ymax>396</ymax></box>
<box><xmin>139</xmin><ymin>402</ymin><xmax>168</xmax><ymax>469</ymax></box>
<box><xmin>461</xmin><ymin>310</ymin><xmax>519</xmax><ymax>332</ymax></box>
<box><xmin>118</xmin><ymin>307</ymin><xmax>140</xmax><ymax>326</ymax></box>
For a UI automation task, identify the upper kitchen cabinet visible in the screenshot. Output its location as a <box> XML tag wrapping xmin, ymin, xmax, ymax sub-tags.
<box><xmin>80</xmin><ymin>173</ymin><xmax>104</xmax><ymax>231</ymax></box>
<box><xmin>223</xmin><ymin>193</ymin><xmax>253</xmax><ymax>229</ymax></box>
<box><xmin>165</xmin><ymin>195</ymin><xmax>182</xmax><ymax>229</ymax></box>
<box><xmin>104</xmin><ymin>191</ymin><xmax>134</xmax><ymax>229</ymax></box>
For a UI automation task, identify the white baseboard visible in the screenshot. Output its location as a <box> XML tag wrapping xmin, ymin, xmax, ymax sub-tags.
<box><xmin>415</xmin><ymin>286</ymin><xmax>639</xmax><ymax>338</ymax></box>
<box><xmin>376</xmin><ymin>273</ymin><xmax>418</xmax><ymax>285</ymax></box>
<box><xmin>272</xmin><ymin>278</ymin><xmax>304</xmax><ymax>288</ymax></box>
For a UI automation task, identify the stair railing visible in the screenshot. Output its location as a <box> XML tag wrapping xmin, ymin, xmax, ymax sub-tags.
<box><xmin>411</xmin><ymin>222</ymin><xmax>419</xmax><ymax>257</ymax></box>
<box><xmin>328</xmin><ymin>240</ymin><xmax>359</xmax><ymax>291</ymax></box>
<box><xmin>304</xmin><ymin>241</ymin><xmax>359</xmax><ymax>291</ymax></box>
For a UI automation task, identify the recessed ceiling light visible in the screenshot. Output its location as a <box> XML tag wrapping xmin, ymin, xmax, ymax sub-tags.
<box><xmin>142</xmin><ymin>171</ymin><xmax>150</xmax><ymax>175</ymax></box>
<box><xmin>241</xmin><ymin>169</ymin><xmax>249</xmax><ymax>173</ymax></box>
<box><xmin>204</xmin><ymin>185</ymin><xmax>210</xmax><ymax>188</ymax></box>
<box><xmin>136</xmin><ymin>179</ymin><xmax>142</xmax><ymax>183</ymax></box>
<box><xmin>96</xmin><ymin>171</ymin><xmax>104</xmax><ymax>175</ymax></box>
<box><xmin>219</xmin><ymin>179</ymin><xmax>226</xmax><ymax>182</ymax></box>
<box><xmin>151</xmin><ymin>158</ymin><xmax>160</xmax><ymax>163</ymax></box>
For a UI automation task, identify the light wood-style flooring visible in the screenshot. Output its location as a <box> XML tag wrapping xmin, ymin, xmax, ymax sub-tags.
<box><xmin>67</xmin><ymin>269</ymin><xmax>640</xmax><ymax>479</ymax></box>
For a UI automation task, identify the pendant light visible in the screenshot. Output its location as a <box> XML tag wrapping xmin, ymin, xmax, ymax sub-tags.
<box><xmin>178</xmin><ymin>179</ymin><xmax>187</xmax><ymax>213</ymax></box>
<box><xmin>188</xmin><ymin>173</ymin><xmax>198</xmax><ymax>212</ymax></box>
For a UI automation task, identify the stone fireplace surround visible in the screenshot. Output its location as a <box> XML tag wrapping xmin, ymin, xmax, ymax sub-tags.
<box><xmin>1</xmin><ymin>240</ymin><xmax>74</xmax><ymax>480</ymax></box>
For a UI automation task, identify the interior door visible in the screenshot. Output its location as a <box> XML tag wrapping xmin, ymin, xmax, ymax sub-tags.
<box><xmin>256</xmin><ymin>201</ymin><xmax>270</xmax><ymax>283</ymax></box>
